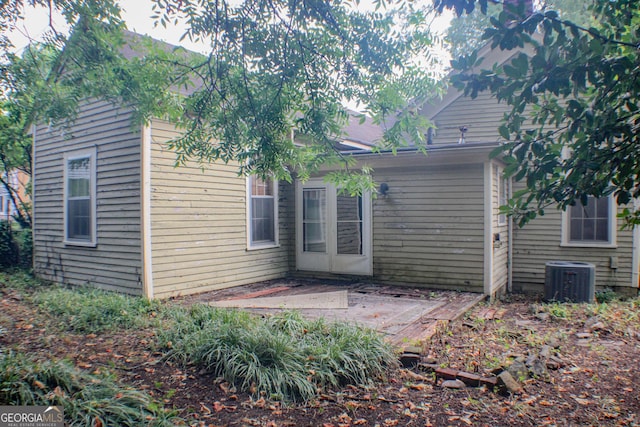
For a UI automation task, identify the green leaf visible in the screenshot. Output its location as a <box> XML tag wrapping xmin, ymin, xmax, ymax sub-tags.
<box><xmin>498</xmin><ymin>124</ymin><xmax>510</xmax><ymax>141</ymax></box>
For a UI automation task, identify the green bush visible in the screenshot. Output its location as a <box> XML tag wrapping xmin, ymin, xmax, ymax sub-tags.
<box><xmin>0</xmin><ymin>221</ymin><xmax>32</xmax><ymax>269</ymax></box>
<box><xmin>595</xmin><ymin>288</ymin><xmax>617</xmax><ymax>304</ymax></box>
<box><xmin>159</xmin><ymin>306</ymin><xmax>397</xmax><ymax>402</ymax></box>
<box><xmin>0</xmin><ymin>221</ymin><xmax>18</xmax><ymax>268</ymax></box>
<box><xmin>16</xmin><ymin>227</ymin><xmax>32</xmax><ymax>269</ymax></box>
<box><xmin>0</xmin><ymin>352</ymin><xmax>179</xmax><ymax>426</ymax></box>
<box><xmin>35</xmin><ymin>287</ymin><xmax>163</xmax><ymax>333</ymax></box>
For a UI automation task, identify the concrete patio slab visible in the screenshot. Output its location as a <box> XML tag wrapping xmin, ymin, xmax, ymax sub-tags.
<box><xmin>183</xmin><ymin>280</ymin><xmax>486</xmax><ymax>351</ymax></box>
<box><xmin>209</xmin><ymin>290</ymin><xmax>349</xmax><ymax>309</ymax></box>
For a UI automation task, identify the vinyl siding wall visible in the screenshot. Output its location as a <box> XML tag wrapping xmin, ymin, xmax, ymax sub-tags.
<box><xmin>430</xmin><ymin>91</ymin><xmax>510</xmax><ymax>145</ymax></box>
<box><xmin>371</xmin><ymin>162</ymin><xmax>485</xmax><ymax>292</ymax></box>
<box><xmin>33</xmin><ymin>100</ymin><xmax>143</xmax><ymax>294</ymax></box>
<box><xmin>512</xmin><ymin>204</ymin><xmax>635</xmax><ymax>293</ymax></box>
<box><xmin>148</xmin><ymin>119</ymin><xmax>292</xmax><ymax>298</ymax></box>
<box><xmin>426</xmin><ymin>88</ymin><xmax>637</xmax><ymax>294</ymax></box>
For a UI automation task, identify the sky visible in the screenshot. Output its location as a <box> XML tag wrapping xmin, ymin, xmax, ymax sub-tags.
<box><xmin>12</xmin><ymin>1</ymin><xmax>194</xmax><ymax>53</ymax></box>
<box><xmin>12</xmin><ymin>0</ymin><xmax>453</xmax><ymax>56</ymax></box>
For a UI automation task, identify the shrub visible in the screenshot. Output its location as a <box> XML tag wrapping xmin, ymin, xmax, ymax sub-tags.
<box><xmin>0</xmin><ymin>221</ymin><xmax>32</xmax><ymax>269</ymax></box>
<box><xmin>16</xmin><ymin>227</ymin><xmax>32</xmax><ymax>269</ymax></box>
<box><xmin>0</xmin><ymin>352</ymin><xmax>179</xmax><ymax>426</ymax></box>
<box><xmin>0</xmin><ymin>269</ymin><xmax>45</xmax><ymax>291</ymax></box>
<box><xmin>0</xmin><ymin>220</ymin><xmax>18</xmax><ymax>268</ymax></box>
<box><xmin>595</xmin><ymin>288</ymin><xmax>617</xmax><ymax>304</ymax></box>
<box><xmin>34</xmin><ymin>287</ymin><xmax>163</xmax><ymax>333</ymax></box>
<box><xmin>159</xmin><ymin>305</ymin><xmax>397</xmax><ymax>402</ymax></box>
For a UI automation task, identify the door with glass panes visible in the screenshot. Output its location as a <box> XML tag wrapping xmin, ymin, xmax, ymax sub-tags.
<box><xmin>296</xmin><ymin>179</ymin><xmax>372</xmax><ymax>275</ymax></box>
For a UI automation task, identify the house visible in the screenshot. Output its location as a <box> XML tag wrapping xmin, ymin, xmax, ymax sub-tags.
<box><xmin>31</xmin><ymin>33</ymin><xmax>639</xmax><ymax>299</ymax></box>
<box><xmin>0</xmin><ymin>170</ymin><xmax>29</xmax><ymax>223</ymax></box>
<box><xmin>417</xmin><ymin>41</ymin><xmax>639</xmax><ymax>297</ymax></box>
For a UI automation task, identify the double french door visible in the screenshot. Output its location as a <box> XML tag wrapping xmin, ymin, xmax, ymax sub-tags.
<box><xmin>296</xmin><ymin>179</ymin><xmax>372</xmax><ymax>275</ymax></box>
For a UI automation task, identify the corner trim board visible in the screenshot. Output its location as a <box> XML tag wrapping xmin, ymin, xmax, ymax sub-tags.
<box><xmin>483</xmin><ymin>161</ymin><xmax>493</xmax><ymax>297</ymax></box>
<box><xmin>141</xmin><ymin>124</ymin><xmax>154</xmax><ymax>299</ymax></box>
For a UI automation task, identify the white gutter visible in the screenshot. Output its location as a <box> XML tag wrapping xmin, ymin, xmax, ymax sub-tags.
<box><xmin>340</xmin><ymin>139</ymin><xmax>374</xmax><ymax>151</ymax></box>
<box><xmin>347</xmin><ymin>141</ymin><xmax>501</xmax><ymax>157</ymax></box>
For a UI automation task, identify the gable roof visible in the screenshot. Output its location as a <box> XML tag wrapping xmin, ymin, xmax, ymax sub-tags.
<box><xmin>118</xmin><ymin>30</ymin><xmax>385</xmax><ymax>150</ymax></box>
<box><xmin>420</xmin><ymin>41</ymin><xmax>529</xmax><ymax>121</ymax></box>
<box><xmin>338</xmin><ymin>112</ymin><xmax>384</xmax><ymax>151</ymax></box>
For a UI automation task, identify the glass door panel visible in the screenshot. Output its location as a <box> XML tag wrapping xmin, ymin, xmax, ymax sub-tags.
<box><xmin>296</xmin><ymin>180</ymin><xmax>371</xmax><ymax>275</ymax></box>
<box><xmin>336</xmin><ymin>194</ymin><xmax>363</xmax><ymax>255</ymax></box>
<box><xmin>303</xmin><ymin>188</ymin><xmax>327</xmax><ymax>253</ymax></box>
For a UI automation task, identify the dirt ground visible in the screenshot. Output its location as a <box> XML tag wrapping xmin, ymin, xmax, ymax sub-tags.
<box><xmin>1</xmin><ymin>284</ymin><xmax>639</xmax><ymax>427</ymax></box>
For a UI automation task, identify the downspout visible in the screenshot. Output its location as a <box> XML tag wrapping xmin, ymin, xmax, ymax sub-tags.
<box><xmin>141</xmin><ymin>124</ymin><xmax>154</xmax><ymax>299</ymax></box>
<box><xmin>31</xmin><ymin>124</ymin><xmax>36</xmax><ymax>271</ymax></box>
<box><xmin>631</xmin><ymin>198</ymin><xmax>640</xmax><ymax>290</ymax></box>
<box><xmin>507</xmin><ymin>177</ymin><xmax>513</xmax><ymax>293</ymax></box>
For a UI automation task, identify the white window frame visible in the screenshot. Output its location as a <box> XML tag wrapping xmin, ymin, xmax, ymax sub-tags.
<box><xmin>63</xmin><ymin>147</ymin><xmax>97</xmax><ymax>247</ymax></box>
<box><xmin>246</xmin><ymin>175</ymin><xmax>279</xmax><ymax>250</ymax></box>
<box><xmin>561</xmin><ymin>195</ymin><xmax>617</xmax><ymax>248</ymax></box>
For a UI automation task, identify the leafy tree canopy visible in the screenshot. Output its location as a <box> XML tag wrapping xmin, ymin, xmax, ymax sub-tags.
<box><xmin>1</xmin><ymin>0</ymin><xmax>446</xmax><ymax>198</ymax></box>
<box><xmin>446</xmin><ymin>0</ymin><xmax>593</xmax><ymax>58</ymax></box>
<box><xmin>434</xmin><ymin>0</ymin><xmax>640</xmax><ymax>226</ymax></box>
<box><xmin>1</xmin><ymin>0</ymin><xmax>131</xmax><ymax>225</ymax></box>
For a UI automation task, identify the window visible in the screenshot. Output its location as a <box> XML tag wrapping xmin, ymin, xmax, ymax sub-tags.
<box><xmin>247</xmin><ymin>176</ymin><xmax>278</xmax><ymax>248</ymax></box>
<box><xmin>64</xmin><ymin>148</ymin><xmax>96</xmax><ymax>246</ymax></box>
<box><xmin>563</xmin><ymin>196</ymin><xmax>615</xmax><ymax>246</ymax></box>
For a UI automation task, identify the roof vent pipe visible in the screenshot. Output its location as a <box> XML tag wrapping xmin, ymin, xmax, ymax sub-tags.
<box><xmin>458</xmin><ymin>126</ymin><xmax>468</xmax><ymax>144</ymax></box>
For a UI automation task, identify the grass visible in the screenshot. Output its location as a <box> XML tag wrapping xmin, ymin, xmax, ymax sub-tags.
<box><xmin>537</xmin><ymin>297</ymin><xmax>640</xmax><ymax>336</ymax></box>
<box><xmin>0</xmin><ymin>351</ymin><xmax>180</xmax><ymax>426</ymax></box>
<box><xmin>33</xmin><ymin>287</ymin><xmax>163</xmax><ymax>333</ymax></box>
<box><xmin>0</xmin><ymin>269</ymin><xmax>47</xmax><ymax>291</ymax></box>
<box><xmin>543</xmin><ymin>302</ymin><xmax>571</xmax><ymax>320</ymax></box>
<box><xmin>158</xmin><ymin>306</ymin><xmax>398</xmax><ymax>402</ymax></box>
<box><xmin>4</xmin><ymin>271</ymin><xmax>399</xmax><ymax>403</ymax></box>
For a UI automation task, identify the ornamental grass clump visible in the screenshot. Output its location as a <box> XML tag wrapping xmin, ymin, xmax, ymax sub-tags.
<box><xmin>0</xmin><ymin>352</ymin><xmax>179</xmax><ymax>426</ymax></box>
<box><xmin>159</xmin><ymin>305</ymin><xmax>397</xmax><ymax>402</ymax></box>
<box><xmin>34</xmin><ymin>287</ymin><xmax>163</xmax><ymax>333</ymax></box>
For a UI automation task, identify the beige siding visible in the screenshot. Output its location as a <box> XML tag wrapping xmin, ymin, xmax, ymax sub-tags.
<box><xmin>430</xmin><ymin>91</ymin><xmax>510</xmax><ymax>145</ymax></box>
<box><xmin>512</xmin><ymin>202</ymin><xmax>635</xmax><ymax>292</ymax></box>
<box><xmin>371</xmin><ymin>163</ymin><xmax>485</xmax><ymax>292</ymax></box>
<box><xmin>33</xmin><ymin>100</ymin><xmax>143</xmax><ymax>295</ymax></box>
<box><xmin>148</xmin><ymin>119</ymin><xmax>292</xmax><ymax>298</ymax></box>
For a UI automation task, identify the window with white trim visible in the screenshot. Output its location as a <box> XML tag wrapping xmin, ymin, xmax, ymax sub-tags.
<box><xmin>247</xmin><ymin>176</ymin><xmax>278</xmax><ymax>248</ymax></box>
<box><xmin>564</xmin><ymin>196</ymin><xmax>614</xmax><ymax>245</ymax></box>
<box><xmin>64</xmin><ymin>148</ymin><xmax>97</xmax><ymax>246</ymax></box>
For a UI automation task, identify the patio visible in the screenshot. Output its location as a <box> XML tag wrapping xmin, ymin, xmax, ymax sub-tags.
<box><xmin>182</xmin><ymin>279</ymin><xmax>486</xmax><ymax>350</ymax></box>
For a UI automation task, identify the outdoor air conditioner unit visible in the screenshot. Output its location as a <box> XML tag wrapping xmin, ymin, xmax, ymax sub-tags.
<box><xmin>544</xmin><ymin>261</ymin><xmax>595</xmax><ymax>303</ymax></box>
